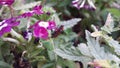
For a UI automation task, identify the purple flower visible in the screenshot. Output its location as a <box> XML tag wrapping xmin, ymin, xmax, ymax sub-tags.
<box><xmin>31</xmin><ymin>20</ymin><xmax>56</xmax><ymax>39</ymax></box>
<box><xmin>18</xmin><ymin>5</ymin><xmax>44</xmax><ymax>18</ymax></box>
<box><xmin>35</xmin><ymin>21</ymin><xmax>56</xmax><ymax>30</ymax></box>
<box><xmin>33</xmin><ymin>26</ymin><xmax>48</xmax><ymax>39</ymax></box>
<box><xmin>31</xmin><ymin>21</ymin><xmax>48</xmax><ymax>39</ymax></box>
<box><xmin>0</xmin><ymin>17</ymin><xmax>20</xmax><ymax>36</ymax></box>
<box><xmin>22</xmin><ymin>30</ymin><xmax>32</xmax><ymax>40</ymax></box>
<box><xmin>0</xmin><ymin>0</ymin><xmax>14</xmax><ymax>6</ymax></box>
<box><xmin>72</xmin><ymin>0</ymin><xmax>96</xmax><ymax>10</ymax></box>
<box><xmin>19</xmin><ymin>11</ymin><xmax>34</xmax><ymax>18</ymax></box>
<box><xmin>22</xmin><ymin>31</ymin><xmax>28</xmax><ymax>39</ymax></box>
<box><xmin>46</xmin><ymin>12</ymin><xmax>51</xmax><ymax>15</ymax></box>
<box><xmin>47</xmin><ymin>21</ymin><xmax>56</xmax><ymax>30</ymax></box>
<box><xmin>32</xmin><ymin>5</ymin><xmax>44</xmax><ymax>15</ymax></box>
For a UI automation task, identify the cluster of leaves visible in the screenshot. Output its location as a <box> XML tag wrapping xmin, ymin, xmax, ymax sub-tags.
<box><xmin>55</xmin><ymin>13</ymin><xmax>120</xmax><ymax>68</ymax></box>
<box><xmin>0</xmin><ymin>0</ymin><xmax>120</xmax><ymax>68</ymax></box>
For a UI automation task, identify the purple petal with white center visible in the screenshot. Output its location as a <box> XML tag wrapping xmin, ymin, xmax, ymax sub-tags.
<box><xmin>4</xmin><ymin>18</ymin><xmax>20</xmax><ymax>26</ymax></box>
<box><xmin>0</xmin><ymin>17</ymin><xmax>20</xmax><ymax>37</ymax></box>
<box><xmin>33</xmin><ymin>26</ymin><xmax>48</xmax><ymax>39</ymax></box>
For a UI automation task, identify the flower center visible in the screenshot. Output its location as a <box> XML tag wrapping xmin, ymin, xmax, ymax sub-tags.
<box><xmin>38</xmin><ymin>21</ymin><xmax>49</xmax><ymax>28</ymax></box>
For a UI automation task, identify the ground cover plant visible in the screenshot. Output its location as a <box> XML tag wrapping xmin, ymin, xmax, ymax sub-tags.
<box><xmin>0</xmin><ymin>0</ymin><xmax>120</xmax><ymax>68</ymax></box>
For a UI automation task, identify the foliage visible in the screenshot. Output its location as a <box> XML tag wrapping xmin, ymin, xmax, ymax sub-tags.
<box><xmin>0</xmin><ymin>0</ymin><xmax>120</xmax><ymax>68</ymax></box>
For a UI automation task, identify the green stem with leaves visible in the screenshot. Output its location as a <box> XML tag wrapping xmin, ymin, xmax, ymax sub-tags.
<box><xmin>50</xmin><ymin>38</ymin><xmax>57</xmax><ymax>68</ymax></box>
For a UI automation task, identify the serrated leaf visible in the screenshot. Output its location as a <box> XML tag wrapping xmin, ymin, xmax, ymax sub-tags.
<box><xmin>60</xmin><ymin>18</ymin><xmax>81</xmax><ymax>30</ymax></box>
<box><xmin>85</xmin><ymin>30</ymin><xmax>103</xmax><ymax>59</ymax></box>
<box><xmin>43</xmin><ymin>6</ymin><xmax>56</xmax><ymax>13</ymax></box>
<box><xmin>55</xmin><ymin>30</ymin><xmax>120</xmax><ymax>68</ymax></box>
<box><xmin>77</xmin><ymin>43</ymin><xmax>92</xmax><ymax>57</ymax></box>
<box><xmin>101</xmin><ymin>13</ymin><xmax>114</xmax><ymax>34</ymax></box>
<box><xmin>55</xmin><ymin>46</ymin><xmax>92</xmax><ymax>68</ymax></box>
<box><xmin>85</xmin><ymin>30</ymin><xmax>120</xmax><ymax>63</ymax></box>
<box><xmin>102</xmin><ymin>35</ymin><xmax>120</xmax><ymax>56</ymax></box>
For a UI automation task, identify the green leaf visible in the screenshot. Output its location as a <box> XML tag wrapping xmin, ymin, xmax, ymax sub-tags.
<box><xmin>85</xmin><ymin>30</ymin><xmax>120</xmax><ymax>63</ymax></box>
<box><xmin>77</xmin><ymin>43</ymin><xmax>92</xmax><ymax>57</ymax></box>
<box><xmin>55</xmin><ymin>44</ymin><xmax>92</xmax><ymax>68</ymax></box>
<box><xmin>29</xmin><ymin>48</ymin><xmax>43</xmax><ymax>58</ymax></box>
<box><xmin>60</xmin><ymin>18</ymin><xmax>81</xmax><ymax>30</ymax></box>
<box><xmin>43</xmin><ymin>6</ymin><xmax>56</xmax><ymax>13</ymax></box>
<box><xmin>58</xmin><ymin>58</ymin><xmax>76</xmax><ymax>68</ymax></box>
<box><xmin>102</xmin><ymin>35</ymin><xmax>120</xmax><ymax>56</ymax></box>
<box><xmin>101</xmin><ymin>13</ymin><xmax>114</xmax><ymax>34</ymax></box>
<box><xmin>0</xmin><ymin>61</ymin><xmax>11</xmax><ymax>68</ymax></box>
<box><xmin>107</xmin><ymin>8</ymin><xmax>120</xmax><ymax>18</ymax></box>
<box><xmin>41</xmin><ymin>63</ymin><xmax>54</xmax><ymax>68</ymax></box>
<box><xmin>55</xmin><ymin>30</ymin><xmax>120</xmax><ymax>67</ymax></box>
<box><xmin>18</xmin><ymin>18</ymin><xmax>27</xmax><ymax>29</ymax></box>
<box><xmin>51</xmin><ymin>13</ymin><xmax>61</xmax><ymax>25</ymax></box>
<box><xmin>48</xmin><ymin>50</ymin><xmax>55</xmax><ymax>61</ymax></box>
<box><xmin>31</xmin><ymin>56</ymin><xmax>45</xmax><ymax>62</ymax></box>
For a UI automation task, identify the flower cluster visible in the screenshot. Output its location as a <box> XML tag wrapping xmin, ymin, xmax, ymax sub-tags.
<box><xmin>72</xmin><ymin>0</ymin><xmax>96</xmax><ymax>10</ymax></box>
<box><xmin>0</xmin><ymin>1</ymin><xmax>56</xmax><ymax>40</ymax></box>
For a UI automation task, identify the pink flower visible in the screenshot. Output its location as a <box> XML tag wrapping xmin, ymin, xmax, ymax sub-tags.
<box><xmin>19</xmin><ymin>11</ymin><xmax>34</xmax><ymax>18</ymax></box>
<box><xmin>31</xmin><ymin>20</ymin><xmax>56</xmax><ymax>39</ymax></box>
<box><xmin>0</xmin><ymin>17</ymin><xmax>20</xmax><ymax>37</ymax></box>
<box><xmin>47</xmin><ymin>21</ymin><xmax>56</xmax><ymax>30</ymax></box>
<box><xmin>0</xmin><ymin>0</ymin><xmax>14</xmax><ymax>6</ymax></box>
<box><xmin>33</xmin><ymin>26</ymin><xmax>48</xmax><ymax>39</ymax></box>
<box><xmin>18</xmin><ymin>5</ymin><xmax>44</xmax><ymax>18</ymax></box>
<box><xmin>32</xmin><ymin>5</ymin><xmax>44</xmax><ymax>15</ymax></box>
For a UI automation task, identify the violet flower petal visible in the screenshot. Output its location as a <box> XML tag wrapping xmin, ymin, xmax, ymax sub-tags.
<box><xmin>19</xmin><ymin>11</ymin><xmax>34</xmax><ymax>18</ymax></box>
<box><xmin>47</xmin><ymin>21</ymin><xmax>56</xmax><ymax>30</ymax></box>
<box><xmin>33</xmin><ymin>5</ymin><xmax>44</xmax><ymax>15</ymax></box>
<box><xmin>0</xmin><ymin>0</ymin><xmax>14</xmax><ymax>5</ymax></box>
<box><xmin>33</xmin><ymin>27</ymin><xmax>48</xmax><ymax>39</ymax></box>
<box><xmin>0</xmin><ymin>26</ymin><xmax>11</xmax><ymax>37</ymax></box>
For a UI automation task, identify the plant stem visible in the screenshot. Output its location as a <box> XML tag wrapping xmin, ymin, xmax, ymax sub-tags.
<box><xmin>50</xmin><ymin>38</ymin><xmax>57</xmax><ymax>68</ymax></box>
<box><xmin>10</xmin><ymin>29</ymin><xmax>25</xmax><ymax>42</ymax></box>
<box><xmin>2</xmin><ymin>37</ymin><xmax>20</xmax><ymax>44</ymax></box>
<box><xmin>9</xmin><ymin>6</ymin><xmax>14</xmax><ymax>17</ymax></box>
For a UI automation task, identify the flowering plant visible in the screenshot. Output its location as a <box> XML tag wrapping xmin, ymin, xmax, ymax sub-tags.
<box><xmin>0</xmin><ymin>0</ymin><xmax>120</xmax><ymax>68</ymax></box>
